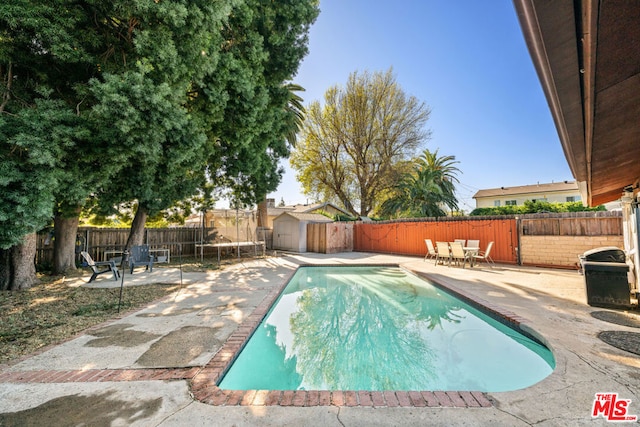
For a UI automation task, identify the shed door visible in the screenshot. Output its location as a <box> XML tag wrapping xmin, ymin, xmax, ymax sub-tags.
<box><xmin>274</xmin><ymin>219</ymin><xmax>295</xmax><ymax>251</ymax></box>
<box><xmin>278</xmin><ymin>231</ymin><xmax>293</xmax><ymax>251</ymax></box>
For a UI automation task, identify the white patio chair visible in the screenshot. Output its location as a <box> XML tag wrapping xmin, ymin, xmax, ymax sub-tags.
<box><xmin>424</xmin><ymin>239</ymin><xmax>437</xmax><ymax>261</ymax></box>
<box><xmin>473</xmin><ymin>241</ymin><xmax>495</xmax><ymax>268</ymax></box>
<box><xmin>435</xmin><ymin>241</ymin><xmax>451</xmax><ymax>266</ymax></box>
<box><xmin>450</xmin><ymin>241</ymin><xmax>469</xmax><ymax>268</ymax></box>
<box><xmin>467</xmin><ymin>239</ymin><xmax>480</xmax><ymax>249</ymax></box>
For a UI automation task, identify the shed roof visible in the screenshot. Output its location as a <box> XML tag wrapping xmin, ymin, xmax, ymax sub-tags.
<box><xmin>473</xmin><ymin>181</ymin><xmax>578</xmax><ymax>199</ymax></box>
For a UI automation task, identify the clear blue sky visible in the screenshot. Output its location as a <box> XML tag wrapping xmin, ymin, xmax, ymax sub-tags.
<box><xmin>266</xmin><ymin>0</ymin><xmax>573</xmax><ymax>213</ymax></box>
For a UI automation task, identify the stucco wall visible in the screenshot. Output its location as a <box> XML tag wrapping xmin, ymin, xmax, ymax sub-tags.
<box><xmin>520</xmin><ymin>235</ymin><xmax>625</xmax><ymax>268</ymax></box>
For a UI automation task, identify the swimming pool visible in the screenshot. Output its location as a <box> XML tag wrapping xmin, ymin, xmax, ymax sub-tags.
<box><xmin>218</xmin><ymin>266</ymin><xmax>554</xmax><ymax>392</ymax></box>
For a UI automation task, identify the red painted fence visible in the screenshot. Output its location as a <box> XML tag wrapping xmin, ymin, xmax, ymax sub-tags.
<box><xmin>354</xmin><ymin>217</ymin><xmax>519</xmax><ymax>264</ymax></box>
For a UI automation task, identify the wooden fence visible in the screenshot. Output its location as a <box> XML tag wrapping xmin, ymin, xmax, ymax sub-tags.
<box><xmin>36</xmin><ymin>211</ymin><xmax>624</xmax><ymax>268</ymax></box>
<box><xmin>520</xmin><ymin>211</ymin><xmax>622</xmax><ymax>236</ymax></box>
<box><xmin>307</xmin><ymin>223</ymin><xmax>354</xmax><ymax>254</ymax></box>
<box><xmin>354</xmin><ymin>217</ymin><xmax>519</xmax><ymax>263</ymax></box>
<box><xmin>352</xmin><ymin>211</ymin><xmax>623</xmax><ymax>267</ymax></box>
<box><xmin>36</xmin><ymin>227</ymin><xmax>215</xmax><ymax>266</ymax></box>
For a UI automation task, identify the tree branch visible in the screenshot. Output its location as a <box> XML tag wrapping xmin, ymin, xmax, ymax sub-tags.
<box><xmin>0</xmin><ymin>62</ymin><xmax>12</xmax><ymax>113</ymax></box>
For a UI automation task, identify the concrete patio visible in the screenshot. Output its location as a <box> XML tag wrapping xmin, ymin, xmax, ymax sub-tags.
<box><xmin>0</xmin><ymin>252</ymin><xmax>638</xmax><ymax>426</ymax></box>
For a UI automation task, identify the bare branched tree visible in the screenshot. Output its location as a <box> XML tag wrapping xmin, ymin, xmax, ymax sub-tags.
<box><xmin>291</xmin><ymin>68</ymin><xmax>431</xmax><ymax>217</ymax></box>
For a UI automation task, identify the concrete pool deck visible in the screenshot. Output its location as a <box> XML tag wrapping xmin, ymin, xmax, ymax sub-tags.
<box><xmin>1</xmin><ymin>252</ymin><xmax>639</xmax><ymax>426</ymax></box>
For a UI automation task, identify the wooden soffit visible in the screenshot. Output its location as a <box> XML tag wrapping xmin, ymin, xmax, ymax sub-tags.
<box><xmin>514</xmin><ymin>0</ymin><xmax>640</xmax><ymax>206</ymax></box>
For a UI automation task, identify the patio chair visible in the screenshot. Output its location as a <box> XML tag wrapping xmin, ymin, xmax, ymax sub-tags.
<box><xmin>473</xmin><ymin>241</ymin><xmax>495</xmax><ymax>268</ymax></box>
<box><xmin>424</xmin><ymin>239</ymin><xmax>437</xmax><ymax>261</ymax></box>
<box><xmin>450</xmin><ymin>241</ymin><xmax>470</xmax><ymax>268</ymax></box>
<box><xmin>435</xmin><ymin>241</ymin><xmax>451</xmax><ymax>266</ymax></box>
<box><xmin>80</xmin><ymin>251</ymin><xmax>120</xmax><ymax>283</ymax></box>
<box><xmin>467</xmin><ymin>240</ymin><xmax>480</xmax><ymax>249</ymax></box>
<box><xmin>129</xmin><ymin>245</ymin><xmax>154</xmax><ymax>274</ymax></box>
<box><xmin>455</xmin><ymin>239</ymin><xmax>466</xmax><ymax>246</ymax></box>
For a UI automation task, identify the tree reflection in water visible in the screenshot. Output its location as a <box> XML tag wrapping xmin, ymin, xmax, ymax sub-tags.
<box><xmin>219</xmin><ymin>321</ymin><xmax>302</xmax><ymax>390</ymax></box>
<box><xmin>288</xmin><ymin>267</ymin><xmax>464</xmax><ymax>390</ymax></box>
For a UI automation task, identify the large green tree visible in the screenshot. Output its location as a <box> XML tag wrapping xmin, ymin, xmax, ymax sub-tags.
<box><xmin>1</xmin><ymin>0</ymin><xmax>224</xmax><ymax>279</ymax></box>
<box><xmin>205</xmin><ymin>0</ymin><xmax>318</xmax><ymax>208</ymax></box>
<box><xmin>0</xmin><ymin>99</ymin><xmax>79</xmax><ymax>289</ymax></box>
<box><xmin>291</xmin><ymin>68</ymin><xmax>432</xmax><ymax>217</ymax></box>
<box><xmin>83</xmin><ymin>0</ymin><xmax>238</xmax><ymax>251</ymax></box>
<box><xmin>378</xmin><ymin>149</ymin><xmax>460</xmax><ymax>218</ymax></box>
<box><xmin>96</xmin><ymin>0</ymin><xmax>318</xmax><ymax>250</ymax></box>
<box><xmin>0</xmin><ymin>0</ymin><xmax>109</xmax><ymax>285</ymax></box>
<box><xmin>46</xmin><ymin>1</ymin><xmax>142</xmax><ymax>274</ymax></box>
<box><xmin>1</xmin><ymin>0</ymin><xmax>318</xmax><ymax>288</ymax></box>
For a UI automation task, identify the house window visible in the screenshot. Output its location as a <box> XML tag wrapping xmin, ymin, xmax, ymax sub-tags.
<box><xmin>494</xmin><ymin>200</ymin><xmax>501</xmax><ymax>207</ymax></box>
<box><xmin>505</xmin><ymin>200</ymin><xmax>517</xmax><ymax>206</ymax></box>
<box><xmin>566</xmin><ymin>196</ymin><xmax>576</xmax><ymax>202</ymax></box>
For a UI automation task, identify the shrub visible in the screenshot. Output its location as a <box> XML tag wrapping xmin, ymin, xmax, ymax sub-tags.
<box><xmin>470</xmin><ymin>201</ymin><xmax>605</xmax><ymax>216</ymax></box>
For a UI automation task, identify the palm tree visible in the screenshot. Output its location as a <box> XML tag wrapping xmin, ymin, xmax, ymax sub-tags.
<box><xmin>418</xmin><ymin>149</ymin><xmax>460</xmax><ymax>210</ymax></box>
<box><xmin>283</xmin><ymin>82</ymin><xmax>306</xmax><ymax>147</ymax></box>
<box><xmin>379</xmin><ymin>149</ymin><xmax>460</xmax><ymax>218</ymax></box>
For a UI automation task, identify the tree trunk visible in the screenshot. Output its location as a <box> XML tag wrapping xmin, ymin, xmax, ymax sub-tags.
<box><xmin>257</xmin><ymin>198</ymin><xmax>268</xmax><ymax>228</ymax></box>
<box><xmin>125</xmin><ymin>204</ymin><xmax>148</xmax><ymax>250</ymax></box>
<box><xmin>53</xmin><ymin>207</ymin><xmax>81</xmax><ymax>274</ymax></box>
<box><xmin>0</xmin><ymin>233</ymin><xmax>39</xmax><ymax>291</ymax></box>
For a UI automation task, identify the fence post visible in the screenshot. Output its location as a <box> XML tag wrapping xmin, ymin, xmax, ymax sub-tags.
<box><xmin>516</xmin><ymin>216</ymin><xmax>522</xmax><ymax>265</ymax></box>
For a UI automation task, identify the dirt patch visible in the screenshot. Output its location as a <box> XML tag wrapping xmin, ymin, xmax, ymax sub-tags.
<box><xmin>85</xmin><ymin>324</ymin><xmax>161</xmax><ymax>348</ymax></box>
<box><xmin>136</xmin><ymin>326</ymin><xmax>221</xmax><ymax>367</ymax></box>
<box><xmin>0</xmin><ymin>391</ymin><xmax>162</xmax><ymax>427</ymax></box>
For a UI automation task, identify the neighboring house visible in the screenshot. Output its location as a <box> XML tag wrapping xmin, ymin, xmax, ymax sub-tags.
<box><xmin>260</xmin><ymin>199</ymin><xmax>351</xmax><ymax>229</ymax></box>
<box><xmin>184</xmin><ymin>214</ymin><xmax>200</xmax><ymax>228</ymax></box>
<box><xmin>272</xmin><ymin>212</ymin><xmax>333</xmax><ymax>252</ymax></box>
<box><xmin>473</xmin><ymin>181</ymin><xmax>581</xmax><ymax>209</ymax></box>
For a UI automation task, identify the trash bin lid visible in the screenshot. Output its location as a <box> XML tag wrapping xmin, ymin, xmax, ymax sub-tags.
<box><xmin>582</xmin><ymin>246</ymin><xmax>626</xmax><ymax>263</ymax></box>
<box><xmin>581</xmin><ymin>261</ymin><xmax>630</xmax><ymax>272</ymax></box>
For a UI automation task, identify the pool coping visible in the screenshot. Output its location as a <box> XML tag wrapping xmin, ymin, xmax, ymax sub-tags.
<box><xmin>187</xmin><ymin>263</ymin><xmax>548</xmax><ymax>408</ymax></box>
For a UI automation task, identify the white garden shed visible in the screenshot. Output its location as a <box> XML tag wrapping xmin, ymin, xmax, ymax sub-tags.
<box><xmin>272</xmin><ymin>212</ymin><xmax>333</xmax><ymax>252</ymax></box>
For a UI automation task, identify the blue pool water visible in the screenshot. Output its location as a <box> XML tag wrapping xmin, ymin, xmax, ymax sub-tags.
<box><xmin>218</xmin><ymin>266</ymin><xmax>555</xmax><ymax>392</ymax></box>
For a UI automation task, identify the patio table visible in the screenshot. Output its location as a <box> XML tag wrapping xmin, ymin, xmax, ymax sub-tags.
<box><xmin>464</xmin><ymin>247</ymin><xmax>480</xmax><ymax>267</ymax></box>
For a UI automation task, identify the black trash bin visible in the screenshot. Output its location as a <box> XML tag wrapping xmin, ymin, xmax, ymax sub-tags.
<box><xmin>579</xmin><ymin>247</ymin><xmax>631</xmax><ymax>308</ymax></box>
